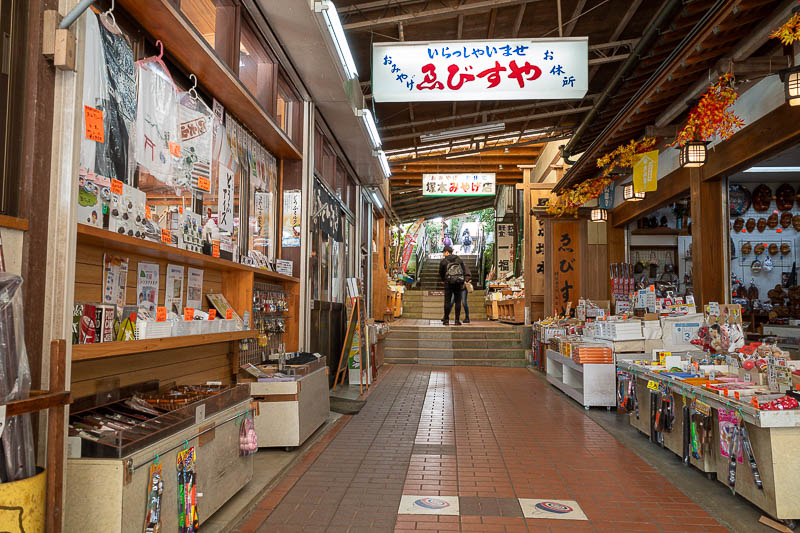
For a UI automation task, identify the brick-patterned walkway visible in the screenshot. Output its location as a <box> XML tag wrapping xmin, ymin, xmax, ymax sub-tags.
<box><xmin>235</xmin><ymin>366</ymin><xmax>726</xmax><ymax>532</ymax></box>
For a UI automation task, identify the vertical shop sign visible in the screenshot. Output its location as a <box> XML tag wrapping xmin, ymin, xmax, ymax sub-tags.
<box><xmin>633</xmin><ymin>150</ymin><xmax>659</xmax><ymax>193</ymax></box>
<box><xmin>217</xmin><ymin>163</ymin><xmax>234</xmax><ymax>232</ymax></box>
<box><xmin>496</xmin><ymin>223</ymin><xmax>515</xmax><ymax>279</ymax></box>
<box><xmin>253</xmin><ymin>192</ymin><xmax>271</xmax><ymax>244</ymax></box>
<box><xmin>551</xmin><ymin>221</ymin><xmax>580</xmax><ymax>315</ymax></box>
<box><xmin>282</xmin><ymin>190</ymin><xmax>302</xmax><ymax>248</ymax></box>
<box><xmin>314</xmin><ymin>184</ymin><xmax>343</xmax><ymax>241</ymax></box>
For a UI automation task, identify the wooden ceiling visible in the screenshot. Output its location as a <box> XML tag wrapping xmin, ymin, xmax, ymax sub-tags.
<box><xmin>336</xmin><ymin>0</ymin><xmax>665</xmax><ymax>219</ymax></box>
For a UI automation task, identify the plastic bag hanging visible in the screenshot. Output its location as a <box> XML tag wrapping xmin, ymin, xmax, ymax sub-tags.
<box><xmin>135</xmin><ymin>41</ymin><xmax>179</xmax><ymax>189</ymax></box>
<box><xmin>177</xmin><ymin>92</ymin><xmax>214</xmax><ymax>193</ymax></box>
<box><xmin>0</xmin><ymin>273</ymin><xmax>36</xmax><ymax>483</ymax></box>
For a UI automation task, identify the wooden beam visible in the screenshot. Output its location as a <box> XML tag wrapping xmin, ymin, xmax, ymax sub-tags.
<box><xmin>690</xmin><ymin>172</ymin><xmax>726</xmax><ymax>306</ymax></box>
<box><xmin>700</xmin><ymin>103</ymin><xmax>800</xmax><ymax>182</ymax></box>
<box><xmin>512</xmin><ymin>3</ymin><xmax>526</xmax><ymax>37</ymax></box>
<box><xmin>343</xmin><ymin>0</ymin><xmax>546</xmax><ymax>30</ymax></box>
<box><xmin>610</xmin><ymin>168</ymin><xmax>690</xmax><ymax>227</ymax></box>
<box><xmin>564</xmin><ymin>0</ymin><xmax>587</xmax><ymax>36</ymax></box>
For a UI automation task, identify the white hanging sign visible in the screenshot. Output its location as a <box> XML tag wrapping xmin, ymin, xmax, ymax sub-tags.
<box><xmin>218</xmin><ymin>163</ymin><xmax>235</xmax><ymax>233</ymax></box>
<box><xmin>422</xmin><ymin>173</ymin><xmax>495</xmax><ymax>196</ymax></box>
<box><xmin>372</xmin><ymin>38</ymin><xmax>588</xmax><ymax>102</ymax></box>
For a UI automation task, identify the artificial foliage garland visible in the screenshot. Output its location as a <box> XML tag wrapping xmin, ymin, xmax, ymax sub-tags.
<box><xmin>596</xmin><ymin>137</ymin><xmax>657</xmax><ymax>177</ymax></box>
<box><xmin>770</xmin><ymin>9</ymin><xmax>800</xmax><ymax>45</ymax></box>
<box><xmin>546</xmin><ymin>137</ymin><xmax>656</xmax><ymax>217</ymax></box>
<box><xmin>672</xmin><ymin>73</ymin><xmax>743</xmax><ymax>147</ymax></box>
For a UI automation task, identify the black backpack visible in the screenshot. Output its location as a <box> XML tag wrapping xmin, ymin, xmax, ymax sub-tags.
<box><xmin>463</xmin><ymin>234</ymin><xmax>472</xmax><ymax>245</ymax></box>
<box><xmin>445</xmin><ymin>261</ymin><xmax>465</xmax><ymax>284</ymax></box>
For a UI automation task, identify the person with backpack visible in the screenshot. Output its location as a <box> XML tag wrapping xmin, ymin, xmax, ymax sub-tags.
<box><xmin>442</xmin><ymin>233</ymin><xmax>452</xmax><ymax>248</ymax></box>
<box><xmin>462</xmin><ymin>229</ymin><xmax>472</xmax><ymax>254</ymax></box>
<box><xmin>438</xmin><ymin>245</ymin><xmax>471</xmax><ymax>325</ymax></box>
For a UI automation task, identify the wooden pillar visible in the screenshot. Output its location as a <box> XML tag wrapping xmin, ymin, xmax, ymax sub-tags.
<box><xmin>690</xmin><ymin>170</ymin><xmax>726</xmax><ymax>306</ymax></box>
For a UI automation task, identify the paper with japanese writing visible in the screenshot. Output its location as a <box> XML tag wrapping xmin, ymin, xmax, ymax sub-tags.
<box><xmin>496</xmin><ymin>223</ymin><xmax>515</xmax><ymax>279</ymax></box>
<box><xmin>136</xmin><ymin>262</ymin><xmax>160</xmax><ymax>315</ymax></box>
<box><xmin>552</xmin><ymin>221</ymin><xmax>580</xmax><ymax>315</ymax></box>
<box><xmin>633</xmin><ymin>150</ymin><xmax>659</xmax><ymax>193</ymax></box>
<box><xmin>165</xmin><ymin>264</ymin><xmax>184</xmax><ymax>315</ymax></box>
<box><xmin>423</xmin><ymin>173</ymin><xmax>495</xmax><ymax>196</ymax></box>
<box><xmin>186</xmin><ymin>267</ymin><xmax>204</xmax><ymax>310</ymax></box>
<box><xmin>372</xmin><ymin>38</ymin><xmax>587</xmax><ymax>102</ymax></box>
<box><xmin>282</xmin><ymin>190</ymin><xmax>302</xmax><ymax>248</ymax></box>
<box><xmin>217</xmin><ymin>163</ymin><xmax>234</xmax><ymax>232</ymax></box>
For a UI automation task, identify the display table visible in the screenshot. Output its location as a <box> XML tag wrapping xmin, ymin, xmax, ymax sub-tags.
<box><xmin>545</xmin><ymin>349</ymin><xmax>616</xmax><ymax>409</ymax></box>
<box><xmin>618</xmin><ymin>360</ymin><xmax>800</xmax><ymax>522</ymax></box>
<box><xmin>249</xmin><ymin>366</ymin><xmax>330</xmax><ymax>449</ymax></box>
<box><xmin>64</xmin><ymin>397</ymin><xmax>253</xmax><ymax>533</ymax></box>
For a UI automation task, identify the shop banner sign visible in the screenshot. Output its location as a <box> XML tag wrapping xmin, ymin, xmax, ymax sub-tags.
<box><xmin>597</xmin><ymin>183</ymin><xmax>615</xmax><ymax>209</ymax></box>
<box><xmin>633</xmin><ymin>150</ymin><xmax>659</xmax><ymax>193</ymax></box>
<box><xmin>423</xmin><ymin>173</ymin><xmax>495</xmax><ymax>196</ymax></box>
<box><xmin>217</xmin><ymin>163</ymin><xmax>234</xmax><ymax>232</ymax></box>
<box><xmin>496</xmin><ymin>223</ymin><xmax>515</xmax><ymax>279</ymax></box>
<box><xmin>372</xmin><ymin>38</ymin><xmax>588</xmax><ymax>102</ymax></box>
<box><xmin>400</xmin><ymin>218</ymin><xmax>425</xmax><ymax>273</ymax></box>
<box><xmin>282</xmin><ymin>190</ymin><xmax>301</xmax><ymax>248</ymax></box>
<box><xmin>313</xmin><ymin>184</ymin><xmax>343</xmax><ymax>242</ymax></box>
<box><xmin>551</xmin><ymin>221</ymin><xmax>580</xmax><ymax>315</ymax></box>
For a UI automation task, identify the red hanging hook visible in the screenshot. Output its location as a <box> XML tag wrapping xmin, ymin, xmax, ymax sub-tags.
<box><xmin>155</xmin><ymin>39</ymin><xmax>164</xmax><ymax>60</ymax></box>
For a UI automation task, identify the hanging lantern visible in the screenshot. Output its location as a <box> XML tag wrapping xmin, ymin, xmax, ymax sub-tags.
<box><xmin>780</xmin><ymin>66</ymin><xmax>800</xmax><ymax>106</ymax></box>
<box><xmin>590</xmin><ymin>208</ymin><xmax>608</xmax><ymax>222</ymax></box>
<box><xmin>623</xmin><ymin>184</ymin><xmax>645</xmax><ymax>202</ymax></box>
<box><xmin>678</xmin><ymin>141</ymin><xmax>707</xmax><ymax>168</ymax></box>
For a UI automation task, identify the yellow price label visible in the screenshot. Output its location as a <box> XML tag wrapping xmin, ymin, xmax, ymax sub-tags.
<box><xmin>647</xmin><ymin>380</ymin><xmax>659</xmax><ymax>391</ymax></box>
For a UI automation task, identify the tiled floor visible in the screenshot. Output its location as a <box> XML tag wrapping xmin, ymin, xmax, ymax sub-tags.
<box><xmin>234</xmin><ymin>366</ymin><xmax>727</xmax><ymax>532</ymax></box>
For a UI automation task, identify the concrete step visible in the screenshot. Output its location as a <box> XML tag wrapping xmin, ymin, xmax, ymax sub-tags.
<box><xmin>384</xmin><ymin>347</ymin><xmax>526</xmax><ymax>359</ymax></box>
<box><xmin>385</xmin><ymin>338</ymin><xmax>523</xmax><ymax>349</ymax></box>
<box><xmin>387</xmin><ymin>330</ymin><xmax>520</xmax><ymax>340</ymax></box>
<box><xmin>390</xmin><ymin>325</ymin><xmax>519</xmax><ymax>333</ymax></box>
<box><xmin>385</xmin><ymin>358</ymin><xmax>527</xmax><ymax>368</ymax></box>
<box><xmin>401</xmin><ymin>313</ymin><xmax>489</xmax><ymax>320</ymax></box>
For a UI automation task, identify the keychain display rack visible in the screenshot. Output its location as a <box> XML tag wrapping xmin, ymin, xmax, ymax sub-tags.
<box><xmin>239</xmin><ymin>281</ymin><xmax>290</xmax><ymax>366</ymax></box>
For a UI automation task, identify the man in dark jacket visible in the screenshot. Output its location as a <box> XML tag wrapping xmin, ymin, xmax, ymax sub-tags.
<box><xmin>439</xmin><ymin>245</ymin><xmax>471</xmax><ymax>325</ymax></box>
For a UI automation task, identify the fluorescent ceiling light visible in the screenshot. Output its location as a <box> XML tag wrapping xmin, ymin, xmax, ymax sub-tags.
<box><xmin>742</xmin><ymin>166</ymin><xmax>800</xmax><ymax>172</ymax></box>
<box><xmin>357</xmin><ymin>109</ymin><xmax>381</xmax><ymax>149</ymax></box>
<box><xmin>376</xmin><ymin>150</ymin><xmax>392</xmax><ymax>178</ymax></box>
<box><xmin>445</xmin><ymin>152</ymin><xmax>475</xmax><ymax>160</ymax></box>
<box><xmin>371</xmin><ymin>191</ymin><xmax>383</xmax><ymax>209</ymax></box>
<box><xmin>315</xmin><ymin>1</ymin><xmax>358</xmax><ymax>80</ymax></box>
<box><xmin>420</xmin><ymin>122</ymin><xmax>505</xmax><ymax>143</ymax></box>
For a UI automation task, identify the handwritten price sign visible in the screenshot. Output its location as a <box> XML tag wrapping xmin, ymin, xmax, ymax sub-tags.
<box><xmin>84</xmin><ymin>106</ymin><xmax>104</xmax><ymax>143</ymax></box>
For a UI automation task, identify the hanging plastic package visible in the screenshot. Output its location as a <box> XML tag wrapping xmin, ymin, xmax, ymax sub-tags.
<box><xmin>135</xmin><ymin>46</ymin><xmax>179</xmax><ymax>188</ymax></box>
<box><xmin>79</xmin><ymin>12</ymin><xmax>136</xmax><ymax>185</ymax></box>
<box><xmin>177</xmin><ymin>89</ymin><xmax>214</xmax><ymax>192</ymax></box>
<box><xmin>0</xmin><ymin>274</ymin><xmax>36</xmax><ymax>483</ymax></box>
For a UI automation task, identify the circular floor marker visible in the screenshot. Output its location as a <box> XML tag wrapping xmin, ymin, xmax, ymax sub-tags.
<box><xmin>414</xmin><ymin>498</ymin><xmax>450</xmax><ymax>510</ymax></box>
<box><xmin>535</xmin><ymin>501</ymin><xmax>574</xmax><ymax>514</ymax></box>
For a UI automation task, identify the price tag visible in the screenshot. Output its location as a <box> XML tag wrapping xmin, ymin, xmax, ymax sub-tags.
<box><xmin>184</xmin><ymin>307</ymin><xmax>194</xmax><ymax>321</ymax></box>
<box><xmin>0</xmin><ymin>405</ymin><xmax>6</xmax><ymax>439</ymax></box>
<box><xmin>84</xmin><ymin>105</ymin><xmax>104</xmax><ymax>143</ymax></box>
<box><xmin>212</xmin><ymin>243</ymin><xmax>220</xmax><ymax>257</ymax></box>
<box><xmin>179</xmin><ymin>206</ymin><xmax>184</xmax><ymax>215</ymax></box>
<box><xmin>196</xmin><ymin>176</ymin><xmax>211</xmax><ymax>192</ymax></box>
<box><xmin>161</xmin><ymin>228</ymin><xmax>172</xmax><ymax>244</ymax></box>
<box><xmin>225</xmin><ymin>308</ymin><xmax>233</xmax><ymax>320</ymax></box>
<box><xmin>145</xmin><ymin>205</ymin><xmax>151</xmax><ymax>219</ymax></box>
<box><xmin>110</xmin><ymin>178</ymin><xmax>124</xmax><ymax>196</ymax></box>
<box><xmin>168</xmin><ymin>141</ymin><xmax>181</xmax><ymax>157</ymax></box>
<box><xmin>156</xmin><ymin>307</ymin><xmax>167</xmax><ymax>322</ymax></box>
<box><xmin>647</xmin><ymin>380</ymin><xmax>659</xmax><ymax>391</ymax></box>
<box><xmin>208</xmin><ymin>309</ymin><xmax>216</xmax><ymax>320</ymax></box>
<box><xmin>694</xmin><ymin>400</ymin><xmax>712</xmax><ymax>416</ymax></box>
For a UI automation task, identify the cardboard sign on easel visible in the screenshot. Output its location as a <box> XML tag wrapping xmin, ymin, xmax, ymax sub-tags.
<box><xmin>334</xmin><ymin>279</ymin><xmax>371</xmax><ymax>392</ymax></box>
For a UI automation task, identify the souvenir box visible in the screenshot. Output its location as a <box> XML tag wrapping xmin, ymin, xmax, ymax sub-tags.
<box><xmin>68</xmin><ymin>382</ymin><xmax>250</xmax><ymax>458</ymax></box>
<box><xmin>64</xmin><ymin>383</ymin><xmax>253</xmax><ymax>533</ymax></box>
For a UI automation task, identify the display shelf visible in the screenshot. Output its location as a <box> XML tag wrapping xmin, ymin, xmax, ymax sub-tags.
<box><xmin>617</xmin><ymin>360</ymin><xmax>800</xmax><ymax>428</ymax></box>
<box><xmin>77</xmin><ymin>224</ymin><xmax>299</xmax><ymax>284</ymax></box>
<box><xmin>114</xmin><ymin>0</ymin><xmax>301</xmax><ymax>160</ymax></box>
<box><xmin>72</xmin><ymin>330</ymin><xmax>258</xmax><ymax>361</ymax></box>
<box><xmin>545</xmin><ymin>349</ymin><xmax>616</xmax><ymax>408</ymax></box>
<box><xmin>0</xmin><ymin>214</ymin><xmax>28</xmax><ymax>231</ymax></box>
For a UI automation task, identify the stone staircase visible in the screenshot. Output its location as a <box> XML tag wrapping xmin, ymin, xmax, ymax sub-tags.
<box><xmin>416</xmin><ymin>254</ymin><xmax>478</xmax><ymax>290</ymax></box>
<box><xmin>402</xmin><ymin>289</ymin><xmax>487</xmax><ymax>320</ymax></box>
<box><xmin>384</xmin><ymin>324</ymin><xmax>528</xmax><ymax>367</ymax></box>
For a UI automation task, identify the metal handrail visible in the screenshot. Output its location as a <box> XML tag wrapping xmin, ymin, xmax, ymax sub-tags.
<box><xmin>475</xmin><ymin>227</ymin><xmax>486</xmax><ymax>290</ymax></box>
<box><xmin>412</xmin><ymin>230</ymin><xmax>428</xmax><ymax>289</ymax></box>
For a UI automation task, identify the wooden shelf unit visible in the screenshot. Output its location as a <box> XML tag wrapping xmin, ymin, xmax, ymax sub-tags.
<box><xmin>72</xmin><ymin>330</ymin><xmax>258</xmax><ymax>361</ymax></box>
<box><xmin>114</xmin><ymin>0</ymin><xmax>301</xmax><ymax>160</ymax></box>
<box><xmin>72</xmin><ymin>225</ymin><xmax>300</xmax><ymax>399</ymax></box>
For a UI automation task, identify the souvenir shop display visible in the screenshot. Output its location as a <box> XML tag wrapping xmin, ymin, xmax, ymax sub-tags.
<box><xmin>728</xmin><ymin>181</ymin><xmax>800</xmax><ymax>327</ymax></box>
<box><xmin>64</xmin><ymin>382</ymin><xmax>253</xmax><ymax>532</ymax></box>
